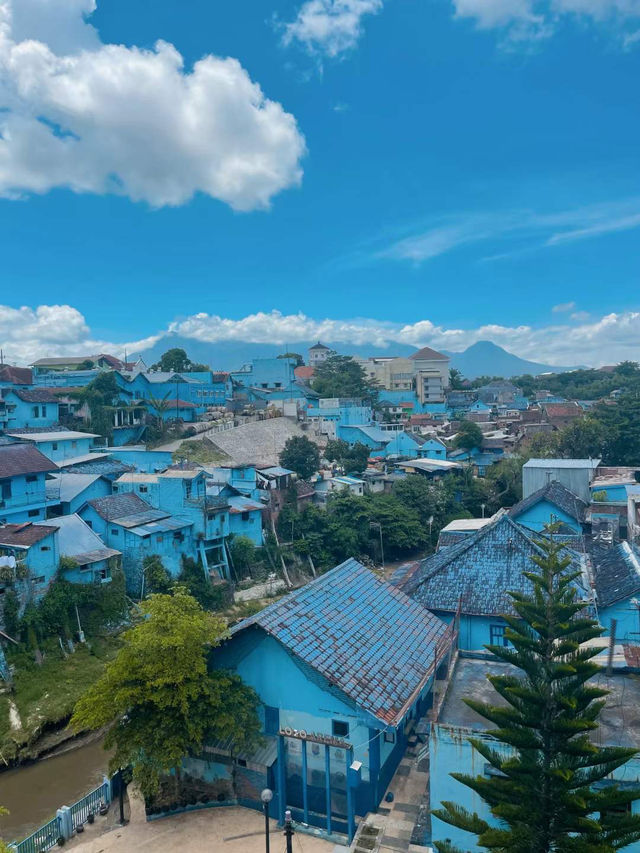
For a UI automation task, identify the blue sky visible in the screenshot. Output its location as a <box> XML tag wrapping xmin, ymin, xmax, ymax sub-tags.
<box><xmin>0</xmin><ymin>0</ymin><xmax>639</xmax><ymax>366</ymax></box>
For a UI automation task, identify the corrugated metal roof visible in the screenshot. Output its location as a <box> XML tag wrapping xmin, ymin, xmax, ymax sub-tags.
<box><xmin>0</xmin><ymin>443</ymin><xmax>57</xmax><ymax>478</ymax></box>
<box><xmin>232</xmin><ymin>559</ymin><xmax>448</xmax><ymax>726</ymax></box>
<box><xmin>36</xmin><ymin>514</ymin><xmax>121</xmax><ymax>562</ymax></box>
<box><xmin>126</xmin><ymin>516</ymin><xmax>192</xmax><ymax>536</ymax></box>
<box><xmin>48</xmin><ymin>473</ymin><xmax>103</xmax><ymax>503</ymax></box>
<box><xmin>524</xmin><ymin>458</ymin><xmax>601</xmax><ymax>469</ymax></box>
<box><xmin>111</xmin><ymin>509</ymin><xmax>171</xmax><ymax>528</ymax></box>
<box><xmin>7</xmin><ymin>430</ymin><xmax>100</xmax><ymax>441</ymax></box>
<box><xmin>57</xmin><ymin>452</ymin><xmax>110</xmax><ymax>469</ymax></box>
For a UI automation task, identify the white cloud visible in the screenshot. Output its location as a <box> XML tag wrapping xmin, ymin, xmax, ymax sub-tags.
<box><xmin>570</xmin><ymin>310</ymin><xmax>591</xmax><ymax>321</ymax></box>
<box><xmin>452</xmin><ymin>0</ymin><xmax>640</xmax><ymax>41</ymax></box>
<box><xmin>3</xmin><ymin>304</ymin><xmax>640</xmax><ymax>368</ymax></box>
<box><xmin>376</xmin><ymin>198</ymin><xmax>640</xmax><ymax>264</ymax></box>
<box><xmin>552</xmin><ymin>301</ymin><xmax>576</xmax><ymax>312</ymax></box>
<box><xmin>0</xmin><ymin>0</ymin><xmax>305</xmax><ymax>209</ymax></box>
<box><xmin>282</xmin><ymin>0</ymin><xmax>383</xmax><ymax>57</ymax></box>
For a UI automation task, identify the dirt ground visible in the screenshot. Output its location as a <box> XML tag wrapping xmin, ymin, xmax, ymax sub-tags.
<box><xmin>68</xmin><ymin>797</ymin><xmax>337</xmax><ymax>853</ymax></box>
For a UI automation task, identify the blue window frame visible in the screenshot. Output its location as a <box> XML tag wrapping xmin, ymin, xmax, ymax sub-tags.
<box><xmin>490</xmin><ymin>624</ymin><xmax>508</xmax><ymax>646</ymax></box>
<box><xmin>264</xmin><ymin>705</ymin><xmax>280</xmax><ymax>735</ymax></box>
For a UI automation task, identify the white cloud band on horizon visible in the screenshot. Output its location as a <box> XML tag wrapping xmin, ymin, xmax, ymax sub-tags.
<box><xmin>0</xmin><ymin>0</ymin><xmax>305</xmax><ymax>209</ymax></box>
<box><xmin>2</xmin><ymin>304</ymin><xmax>639</xmax><ymax>370</ymax></box>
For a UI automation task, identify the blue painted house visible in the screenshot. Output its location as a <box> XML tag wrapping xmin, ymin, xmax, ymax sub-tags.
<box><xmin>80</xmin><ymin>492</ymin><xmax>195</xmax><ymax>594</ymax></box>
<box><xmin>36</xmin><ymin>514</ymin><xmax>121</xmax><ymax>585</ymax></box>
<box><xmin>0</xmin><ymin>443</ymin><xmax>58</xmax><ymax>524</ymax></box>
<box><xmin>417</xmin><ymin>437</ymin><xmax>447</xmax><ymax>460</ymax></box>
<box><xmin>6</xmin><ymin>430</ymin><xmax>101</xmax><ymax>464</ymax></box>
<box><xmin>0</xmin><ymin>388</ymin><xmax>60</xmax><ymax>431</ymax></box>
<box><xmin>509</xmin><ymin>480</ymin><xmax>587</xmax><ymax>535</ymax></box>
<box><xmin>46</xmin><ymin>472</ymin><xmax>112</xmax><ymax>516</ymax></box>
<box><xmin>206</xmin><ymin>559</ymin><xmax>449</xmax><ymax>841</ymax></box>
<box><xmin>0</xmin><ymin>521</ymin><xmax>59</xmax><ymax>605</ymax></box>
<box><xmin>591</xmin><ymin>542</ymin><xmax>640</xmax><ymax>642</ymax></box>
<box><xmin>430</xmin><ymin>655</ymin><xmax>640</xmax><ymax>853</ymax></box>
<box><xmin>227</xmin><ymin>495</ymin><xmax>264</xmax><ymax>545</ymax></box>
<box><xmin>394</xmin><ymin>513</ymin><xmax>590</xmax><ymax>651</ymax></box>
<box><xmin>336</xmin><ymin>424</ymin><xmax>391</xmax><ymax>454</ymax></box>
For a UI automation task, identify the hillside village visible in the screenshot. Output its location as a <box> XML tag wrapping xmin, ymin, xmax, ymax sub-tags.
<box><xmin>2</xmin><ymin>344</ymin><xmax>640</xmax><ymax>852</ymax></box>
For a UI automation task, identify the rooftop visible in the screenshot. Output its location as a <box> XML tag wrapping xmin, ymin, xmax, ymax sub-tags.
<box><xmin>0</xmin><ymin>522</ymin><xmax>57</xmax><ymax>548</ymax></box>
<box><xmin>232</xmin><ymin>558</ymin><xmax>448</xmax><ymax>726</ymax></box>
<box><xmin>509</xmin><ymin>480</ymin><xmax>588</xmax><ymax>524</ymax></box>
<box><xmin>47</xmin><ymin>473</ymin><xmax>104</xmax><ymax>503</ymax></box>
<box><xmin>87</xmin><ymin>492</ymin><xmax>156</xmax><ymax>521</ymax></box>
<box><xmin>56</xmin><ymin>452</ymin><xmax>110</xmax><ymax>469</ymax></box>
<box><xmin>437</xmin><ymin>655</ymin><xmax>640</xmax><ymax>748</ymax></box>
<box><xmin>0</xmin><ymin>365</ymin><xmax>32</xmax><ymax>385</ymax></box>
<box><xmin>36</xmin><ymin>514</ymin><xmax>120</xmax><ymax>564</ymax></box>
<box><xmin>0</xmin><ymin>443</ymin><xmax>58</xmax><ymax>478</ymax></box>
<box><xmin>524</xmin><ymin>458</ymin><xmax>602</xmax><ymax>469</ymax></box>
<box><xmin>440</xmin><ymin>517</ymin><xmax>494</xmax><ymax>532</ymax></box>
<box><xmin>590</xmin><ymin>541</ymin><xmax>640</xmax><ymax>609</ymax></box>
<box><xmin>409</xmin><ymin>346</ymin><xmax>448</xmax><ymax>361</ymax></box>
<box><xmin>6</xmin><ymin>430</ymin><xmax>100</xmax><ymax>442</ymax></box>
<box><xmin>4</xmin><ymin>388</ymin><xmax>59</xmax><ymax>403</ymax></box>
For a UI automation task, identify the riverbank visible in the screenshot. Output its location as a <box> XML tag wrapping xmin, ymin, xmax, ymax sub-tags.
<box><xmin>0</xmin><ymin>634</ymin><xmax>121</xmax><ymax>768</ymax></box>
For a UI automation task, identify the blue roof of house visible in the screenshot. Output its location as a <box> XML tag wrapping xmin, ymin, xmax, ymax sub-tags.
<box><xmin>340</xmin><ymin>425</ymin><xmax>391</xmax><ymax>444</ymax></box>
<box><xmin>590</xmin><ymin>542</ymin><xmax>640</xmax><ymax>608</ymax></box>
<box><xmin>396</xmin><ymin>513</ymin><xmax>589</xmax><ymax>618</ymax></box>
<box><xmin>509</xmin><ymin>480</ymin><xmax>588</xmax><ymax>524</ymax></box>
<box><xmin>233</xmin><ymin>559</ymin><xmax>448</xmax><ymax>725</ymax></box>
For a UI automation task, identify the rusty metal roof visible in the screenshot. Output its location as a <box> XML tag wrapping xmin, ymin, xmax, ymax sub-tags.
<box><xmin>232</xmin><ymin>558</ymin><xmax>448</xmax><ymax>726</ymax></box>
<box><xmin>0</xmin><ymin>443</ymin><xmax>57</xmax><ymax>478</ymax></box>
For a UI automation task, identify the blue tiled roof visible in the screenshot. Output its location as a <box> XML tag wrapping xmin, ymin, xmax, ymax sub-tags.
<box><xmin>400</xmin><ymin>514</ymin><xmax>588</xmax><ymax>617</ymax></box>
<box><xmin>590</xmin><ymin>542</ymin><xmax>640</xmax><ymax>608</ymax></box>
<box><xmin>233</xmin><ymin>559</ymin><xmax>448</xmax><ymax>725</ymax></box>
<box><xmin>509</xmin><ymin>480</ymin><xmax>587</xmax><ymax>524</ymax></box>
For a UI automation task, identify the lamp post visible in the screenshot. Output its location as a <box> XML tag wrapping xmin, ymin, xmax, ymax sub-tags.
<box><xmin>284</xmin><ymin>809</ymin><xmax>295</xmax><ymax>853</ymax></box>
<box><xmin>261</xmin><ymin>788</ymin><xmax>273</xmax><ymax>853</ymax></box>
<box><xmin>370</xmin><ymin>521</ymin><xmax>384</xmax><ymax>570</ymax></box>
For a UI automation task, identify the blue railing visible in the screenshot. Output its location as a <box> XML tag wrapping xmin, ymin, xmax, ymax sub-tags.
<box><xmin>10</xmin><ymin>778</ymin><xmax>111</xmax><ymax>852</ymax></box>
<box><xmin>11</xmin><ymin>816</ymin><xmax>61</xmax><ymax>853</ymax></box>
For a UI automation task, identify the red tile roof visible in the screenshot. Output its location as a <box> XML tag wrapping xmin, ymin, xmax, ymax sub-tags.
<box><xmin>0</xmin><ymin>523</ymin><xmax>57</xmax><ymax>547</ymax></box>
<box><xmin>409</xmin><ymin>346</ymin><xmax>448</xmax><ymax>361</ymax></box>
<box><xmin>0</xmin><ymin>366</ymin><xmax>33</xmax><ymax>385</ymax></box>
<box><xmin>0</xmin><ymin>443</ymin><xmax>57</xmax><ymax>478</ymax></box>
<box><xmin>295</xmin><ymin>366</ymin><xmax>315</xmax><ymax>380</ymax></box>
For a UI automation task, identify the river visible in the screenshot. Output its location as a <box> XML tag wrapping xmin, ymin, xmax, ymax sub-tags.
<box><xmin>0</xmin><ymin>738</ymin><xmax>109</xmax><ymax>843</ymax></box>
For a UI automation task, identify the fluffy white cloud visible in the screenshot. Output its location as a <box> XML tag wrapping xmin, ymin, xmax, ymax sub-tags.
<box><xmin>282</xmin><ymin>0</ymin><xmax>383</xmax><ymax>57</ymax></box>
<box><xmin>452</xmin><ymin>0</ymin><xmax>640</xmax><ymax>40</ymax></box>
<box><xmin>0</xmin><ymin>0</ymin><xmax>305</xmax><ymax>209</ymax></box>
<box><xmin>3</xmin><ymin>304</ymin><xmax>640</xmax><ymax>368</ymax></box>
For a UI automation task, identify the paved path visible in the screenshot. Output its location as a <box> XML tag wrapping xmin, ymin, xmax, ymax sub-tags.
<box><xmin>69</xmin><ymin>802</ymin><xmax>335</xmax><ymax>853</ymax></box>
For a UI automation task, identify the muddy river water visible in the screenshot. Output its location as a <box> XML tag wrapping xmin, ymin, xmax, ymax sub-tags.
<box><xmin>0</xmin><ymin>738</ymin><xmax>109</xmax><ymax>843</ymax></box>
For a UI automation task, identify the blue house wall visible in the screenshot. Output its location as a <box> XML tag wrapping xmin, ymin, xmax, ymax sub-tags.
<box><xmin>599</xmin><ymin>599</ymin><xmax>640</xmax><ymax>643</ymax></box>
<box><xmin>432</xmin><ymin>611</ymin><xmax>506</xmax><ymax>652</ymax></box>
<box><xmin>0</xmin><ymin>471</ymin><xmax>52</xmax><ymax>524</ymax></box>
<box><xmin>512</xmin><ymin>499</ymin><xmax>583</xmax><ymax>534</ymax></box>
<box><xmin>109</xmin><ymin>449</ymin><xmax>173</xmax><ymax>472</ymax></box>
<box><xmin>417</xmin><ymin>439</ymin><xmax>447</xmax><ymax>460</ymax></box>
<box><xmin>27</xmin><ymin>435</ymin><xmax>96</xmax><ymax>463</ymax></box>
<box><xmin>383</xmin><ymin>432</ymin><xmax>421</xmax><ymax>459</ymax></box>
<box><xmin>1</xmin><ymin>391</ymin><xmax>59</xmax><ymax>430</ymax></box>
<box><xmin>231</xmin><ymin>358</ymin><xmax>297</xmax><ymax>392</ymax></box>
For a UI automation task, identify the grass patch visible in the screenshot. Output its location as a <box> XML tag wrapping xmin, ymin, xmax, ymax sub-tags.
<box><xmin>1</xmin><ymin>635</ymin><xmax>121</xmax><ymax>763</ymax></box>
<box><xmin>172</xmin><ymin>439</ymin><xmax>231</xmax><ymax>465</ymax></box>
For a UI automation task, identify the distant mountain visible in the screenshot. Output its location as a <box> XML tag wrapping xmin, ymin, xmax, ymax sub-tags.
<box><xmin>133</xmin><ymin>334</ymin><xmax>415</xmax><ymax>371</ymax></box>
<box><xmin>443</xmin><ymin>341</ymin><xmax>580</xmax><ymax>380</ymax></box>
<box><xmin>134</xmin><ymin>334</ymin><xmax>580</xmax><ymax>379</ymax></box>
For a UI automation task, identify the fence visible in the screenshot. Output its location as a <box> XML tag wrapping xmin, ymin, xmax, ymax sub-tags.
<box><xmin>9</xmin><ymin>777</ymin><xmax>111</xmax><ymax>853</ymax></box>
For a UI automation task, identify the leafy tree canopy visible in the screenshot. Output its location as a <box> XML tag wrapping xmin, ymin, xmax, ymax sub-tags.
<box><xmin>449</xmin><ymin>368</ymin><xmax>465</xmax><ymax>390</ymax></box>
<box><xmin>325</xmin><ymin>439</ymin><xmax>370</xmax><ymax>473</ymax></box>
<box><xmin>278</xmin><ymin>352</ymin><xmax>304</xmax><ymax>366</ymax></box>
<box><xmin>152</xmin><ymin>347</ymin><xmax>209</xmax><ymax>373</ymax></box>
<box><xmin>279</xmin><ymin>435</ymin><xmax>321</xmax><ymax>480</ymax></box>
<box><xmin>71</xmin><ymin>590</ymin><xmax>260</xmax><ymax>798</ymax></box>
<box><xmin>311</xmin><ymin>355</ymin><xmax>379</xmax><ymax>402</ymax></box>
<box><xmin>454</xmin><ymin>420</ymin><xmax>484</xmax><ymax>451</ymax></box>
<box><xmin>434</xmin><ymin>533</ymin><xmax>640</xmax><ymax>853</ymax></box>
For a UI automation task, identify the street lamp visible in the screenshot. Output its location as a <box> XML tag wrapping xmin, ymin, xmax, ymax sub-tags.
<box><xmin>370</xmin><ymin>521</ymin><xmax>384</xmax><ymax>570</ymax></box>
<box><xmin>261</xmin><ymin>788</ymin><xmax>273</xmax><ymax>853</ymax></box>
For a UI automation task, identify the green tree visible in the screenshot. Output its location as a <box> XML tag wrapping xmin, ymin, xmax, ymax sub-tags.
<box><xmin>77</xmin><ymin>371</ymin><xmax>119</xmax><ymax>441</ymax></box>
<box><xmin>78</xmin><ymin>359</ymin><xmax>95</xmax><ymax>370</ymax></box>
<box><xmin>433</xmin><ymin>534</ymin><xmax>640</xmax><ymax>853</ymax></box>
<box><xmin>230</xmin><ymin>536</ymin><xmax>256</xmax><ymax>573</ymax></box>
<box><xmin>152</xmin><ymin>348</ymin><xmax>209</xmax><ymax>373</ymax></box>
<box><xmin>454</xmin><ymin>420</ymin><xmax>484</xmax><ymax>451</ymax></box>
<box><xmin>325</xmin><ymin>439</ymin><xmax>370</xmax><ymax>473</ymax></box>
<box><xmin>2</xmin><ymin>590</ymin><xmax>20</xmax><ymax>638</ymax></box>
<box><xmin>278</xmin><ymin>352</ymin><xmax>304</xmax><ymax>366</ymax></box>
<box><xmin>556</xmin><ymin>417</ymin><xmax>607</xmax><ymax>459</ymax></box>
<box><xmin>0</xmin><ymin>806</ymin><xmax>10</xmax><ymax>853</ymax></box>
<box><xmin>449</xmin><ymin>368</ymin><xmax>465</xmax><ymax>390</ymax></box>
<box><xmin>312</xmin><ymin>355</ymin><xmax>379</xmax><ymax>402</ymax></box>
<box><xmin>279</xmin><ymin>435</ymin><xmax>321</xmax><ymax>480</ymax></box>
<box><xmin>143</xmin><ymin>555</ymin><xmax>172</xmax><ymax>594</ymax></box>
<box><xmin>593</xmin><ymin>395</ymin><xmax>640</xmax><ymax>466</ymax></box>
<box><xmin>177</xmin><ymin>557</ymin><xmax>231</xmax><ymax>611</ymax></box>
<box><xmin>71</xmin><ymin>590</ymin><xmax>260</xmax><ymax>798</ymax></box>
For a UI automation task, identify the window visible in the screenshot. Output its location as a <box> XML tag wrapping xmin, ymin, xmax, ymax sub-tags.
<box><xmin>28</xmin><ymin>509</ymin><xmax>40</xmax><ymax>518</ymax></box>
<box><xmin>0</xmin><ymin>480</ymin><xmax>11</xmax><ymax>500</ymax></box>
<box><xmin>220</xmin><ymin>514</ymin><xmax>226</xmax><ymax>523</ymax></box>
<box><xmin>241</xmin><ymin>511</ymin><xmax>249</xmax><ymax>522</ymax></box>
<box><xmin>32</xmin><ymin>405</ymin><xmax>39</xmax><ymax>418</ymax></box>
<box><xmin>112</xmin><ymin>485</ymin><xmax>119</xmax><ymax>493</ymax></box>
<box><xmin>384</xmin><ymin>730</ymin><xmax>396</xmax><ymax>744</ymax></box>
<box><xmin>139</xmin><ymin>485</ymin><xmax>148</xmax><ymax>493</ymax></box>
<box><xmin>264</xmin><ymin>705</ymin><xmax>280</xmax><ymax>735</ymax></box>
<box><xmin>261</xmin><ymin>383</ymin><xmax>268</xmax><ymax>389</ymax></box>
<box><xmin>111</xmin><ymin>528</ymin><xmax>119</xmax><ymax>535</ymax></box>
<box><xmin>71</xmin><ymin>441</ymin><xmax>77</xmax><ymax>449</ymax></box>
<box><xmin>274</xmin><ymin>382</ymin><xmax>282</xmax><ymax>389</ymax></box>
<box><xmin>26</xmin><ymin>475</ymin><xmax>37</xmax><ymax>484</ymax></box>
<box><xmin>332</xmin><ymin>720</ymin><xmax>349</xmax><ymax>738</ymax></box>
<box><xmin>236</xmin><ymin>758</ymin><xmax>247</xmax><ymax>768</ymax></box>
<box><xmin>52</xmin><ymin>442</ymin><xmax>58</xmax><ymax>451</ymax></box>
<box><xmin>32</xmin><ymin>575</ymin><xmax>46</xmax><ymax>584</ymax></box>
<box><xmin>157</xmin><ymin>535</ymin><xmax>163</xmax><ymax>543</ymax></box>
<box><xmin>41</xmin><ymin>406</ymin><xmax>46</xmax><ymax>417</ymax></box>
<box><xmin>40</xmin><ymin>545</ymin><xmax>50</xmax><ymax>551</ymax></box>
<box><xmin>490</xmin><ymin>624</ymin><xmax>508</xmax><ymax>647</ymax></box>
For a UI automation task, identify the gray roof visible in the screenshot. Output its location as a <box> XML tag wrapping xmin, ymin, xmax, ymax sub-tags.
<box><xmin>590</xmin><ymin>542</ymin><xmax>640</xmax><ymax>608</ymax></box>
<box><xmin>37</xmin><ymin>514</ymin><xmax>120</xmax><ymax>564</ymax></box>
<box><xmin>87</xmin><ymin>492</ymin><xmax>154</xmax><ymax>521</ymax></box>
<box><xmin>0</xmin><ymin>443</ymin><xmax>57</xmax><ymax>478</ymax></box>
<box><xmin>524</xmin><ymin>458</ymin><xmax>601</xmax><ymax>469</ymax></box>
<box><xmin>48</xmin><ymin>473</ymin><xmax>103</xmax><ymax>504</ymax></box>
<box><xmin>5</xmin><ymin>389</ymin><xmax>59</xmax><ymax>403</ymax></box>
<box><xmin>125</xmin><ymin>516</ymin><xmax>193</xmax><ymax>536</ymax></box>
<box><xmin>400</xmin><ymin>514</ymin><xmax>588</xmax><ymax>618</ymax></box>
<box><xmin>509</xmin><ymin>480</ymin><xmax>588</xmax><ymax>525</ymax></box>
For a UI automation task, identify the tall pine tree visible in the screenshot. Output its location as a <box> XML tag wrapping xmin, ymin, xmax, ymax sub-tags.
<box><xmin>434</xmin><ymin>533</ymin><xmax>640</xmax><ymax>853</ymax></box>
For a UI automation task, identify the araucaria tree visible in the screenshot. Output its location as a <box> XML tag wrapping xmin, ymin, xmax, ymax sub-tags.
<box><xmin>71</xmin><ymin>590</ymin><xmax>260</xmax><ymax>798</ymax></box>
<box><xmin>434</xmin><ymin>534</ymin><xmax>640</xmax><ymax>853</ymax></box>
